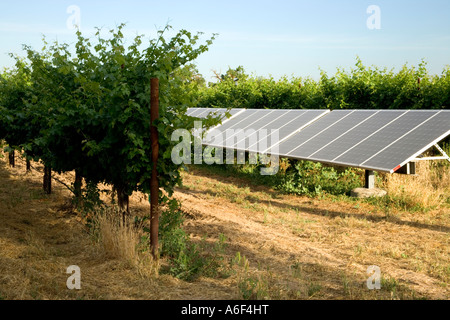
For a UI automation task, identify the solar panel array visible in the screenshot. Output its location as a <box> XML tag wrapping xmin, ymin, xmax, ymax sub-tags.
<box><xmin>187</xmin><ymin>108</ymin><xmax>450</xmax><ymax>173</ymax></box>
<box><xmin>186</xmin><ymin>108</ymin><xmax>244</xmax><ymax>120</ymax></box>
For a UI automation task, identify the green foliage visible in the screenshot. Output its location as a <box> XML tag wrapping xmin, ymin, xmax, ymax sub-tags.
<box><xmin>278</xmin><ymin>160</ymin><xmax>363</xmax><ymax>196</ymax></box>
<box><xmin>199</xmin><ymin>157</ymin><xmax>363</xmax><ymax>197</ymax></box>
<box><xmin>158</xmin><ymin>199</ymin><xmax>229</xmax><ymax>281</ymax></box>
<box><xmin>0</xmin><ymin>58</ymin><xmax>33</xmax><ymax>152</ymax></box>
<box><xmin>197</xmin><ymin>58</ymin><xmax>450</xmax><ymax>110</ymax></box>
<box><xmin>232</xmin><ymin>252</ymin><xmax>270</xmax><ymax>300</ymax></box>
<box><xmin>73</xmin><ymin>181</ymin><xmax>104</xmax><ymax>218</ymax></box>
<box><xmin>0</xmin><ymin>23</ymin><xmax>217</xmax><ymax>207</ymax></box>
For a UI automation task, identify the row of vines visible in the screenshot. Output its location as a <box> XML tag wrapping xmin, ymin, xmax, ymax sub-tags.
<box><xmin>0</xmin><ymin>24</ymin><xmax>219</xmax><ymax>257</ymax></box>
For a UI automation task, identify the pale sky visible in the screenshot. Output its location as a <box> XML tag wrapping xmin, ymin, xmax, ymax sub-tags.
<box><xmin>1</xmin><ymin>0</ymin><xmax>449</xmax><ymax>80</ymax></box>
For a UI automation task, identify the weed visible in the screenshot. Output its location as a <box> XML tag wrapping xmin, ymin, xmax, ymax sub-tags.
<box><xmin>381</xmin><ymin>275</ymin><xmax>399</xmax><ymax>298</ymax></box>
<box><xmin>158</xmin><ymin>199</ymin><xmax>229</xmax><ymax>281</ymax></box>
<box><xmin>290</xmin><ymin>261</ymin><xmax>303</xmax><ymax>278</ymax></box>
<box><xmin>354</xmin><ymin>244</ymin><xmax>364</xmax><ymax>256</ymax></box>
<box><xmin>233</xmin><ymin>252</ymin><xmax>270</xmax><ymax>300</ymax></box>
<box><xmin>197</xmin><ymin>158</ymin><xmax>363</xmax><ymax>198</ymax></box>
<box><xmin>307</xmin><ymin>281</ymin><xmax>322</xmax><ymax>298</ymax></box>
<box><xmin>342</xmin><ymin>274</ymin><xmax>352</xmax><ymax>297</ymax></box>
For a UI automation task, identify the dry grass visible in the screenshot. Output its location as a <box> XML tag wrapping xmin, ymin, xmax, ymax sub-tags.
<box><xmin>0</xmin><ymin>152</ymin><xmax>237</xmax><ymax>300</ymax></box>
<box><xmin>178</xmin><ymin>165</ymin><xmax>449</xmax><ymax>300</ymax></box>
<box><xmin>0</xmin><ymin>151</ymin><xmax>448</xmax><ymax>300</ymax></box>
<box><xmin>380</xmin><ymin>161</ymin><xmax>450</xmax><ymax>209</ymax></box>
<box><xmin>93</xmin><ymin>207</ymin><xmax>159</xmax><ymax>279</ymax></box>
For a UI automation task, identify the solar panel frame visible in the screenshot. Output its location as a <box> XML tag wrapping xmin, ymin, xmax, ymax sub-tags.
<box><xmin>395</xmin><ymin>127</ymin><xmax>450</xmax><ymax>170</ymax></box>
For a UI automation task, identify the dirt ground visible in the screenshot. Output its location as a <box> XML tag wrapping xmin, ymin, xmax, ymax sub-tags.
<box><xmin>0</xmin><ymin>154</ymin><xmax>448</xmax><ymax>300</ymax></box>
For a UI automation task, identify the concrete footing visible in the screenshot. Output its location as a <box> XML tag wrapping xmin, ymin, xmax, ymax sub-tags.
<box><xmin>350</xmin><ymin>187</ymin><xmax>387</xmax><ymax>198</ymax></box>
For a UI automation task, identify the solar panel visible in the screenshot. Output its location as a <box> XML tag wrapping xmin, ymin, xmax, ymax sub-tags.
<box><xmin>308</xmin><ymin>110</ymin><xmax>405</xmax><ymax>162</ymax></box>
<box><xmin>244</xmin><ymin>110</ymin><xmax>309</xmax><ymax>152</ymax></box>
<box><xmin>221</xmin><ymin>109</ymin><xmax>276</xmax><ymax>148</ymax></box>
<box><xmin>186</xmin><ymin>107</ymin><xmax>245</xmax><ymax>120</ymax></box>
<box><xmin>227</xmin><ymin>108</ymin><xmax>246</xmax><ymax>117</ymax></box>
<box><xmin>274</xmin><ymin>110</ymin><xmax>449</xmax><ymax>172</ymax></box>
<box><xmin>185</xmin><ymin>108</ymin><xmax>198</xmax><ymax>116</ymax></box>
<box><xmin>287</xmin><ymin>110</ymin><xmax>380</xmax><ymax>158</ymax></box>
<box><xmin>187</xmin><ymin>108</ymin><xmax>203</xmax><ymax>117</ymax></box>
<box><xmin>230</xmin><ymin>109</ymin><xmax>287</xmax><ymax>150</ymax></box>
<box><xmin>361</xmin><ymin>110</ymin><xmax>450</xmax><ymax>171</ymax></box>
<box><xmin>203</xmin><ymin>109</ymin><xmax>262</xmax><ymax>145</ymax></box>
<box><xmin>249</xmin><ymin>110</ymin><xmax>329</xmax><ymax>153</ymax></box>
<box><xmin>205</xmin><ymin>109</ymin><xmax>329</xmax><ymax>152</ymax></box>
<box><xmin>195</xmin><ymin>108</ymin><xmax>215</xmax><ymax>118</ymax></box>
<box><xmin>271</xmin><ymin>110</ymin><xmax>353</xmax><ymax>156</ymax></box>
<box><xmin>332</xmin><ymin>110</ymin><xmax>435</xmax><ymax>170</ymax></box>
<box><xmin>204</xmin><ymin>109</ymin><xmax>258</xmax><ymax>143</ymax></box>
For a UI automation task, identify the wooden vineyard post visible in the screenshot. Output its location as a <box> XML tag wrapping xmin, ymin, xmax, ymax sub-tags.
<box><xmin>150</xmin><ymin>78</ymin><xmax>160</xmax><ymax>259</ymax></box>
<box><xmin>8</xmin><ymin>150</ymin><xmax>15</xmax><ymax>168</ymax></box>
<box><xmin>74</xmin><ymin>169</ymin><xmax>83</xmax><ymax>200</ymax></box>
<box><xmin>43</xmin><ymin>165</ymin><xmax>52</xmax><ymax>194</ymax></box>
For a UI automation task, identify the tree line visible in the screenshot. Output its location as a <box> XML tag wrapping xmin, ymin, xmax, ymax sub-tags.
<box><xmin>196</xmin><ymin>59</ymin><xmax>450</xmax><ymax>111</ymax></box>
